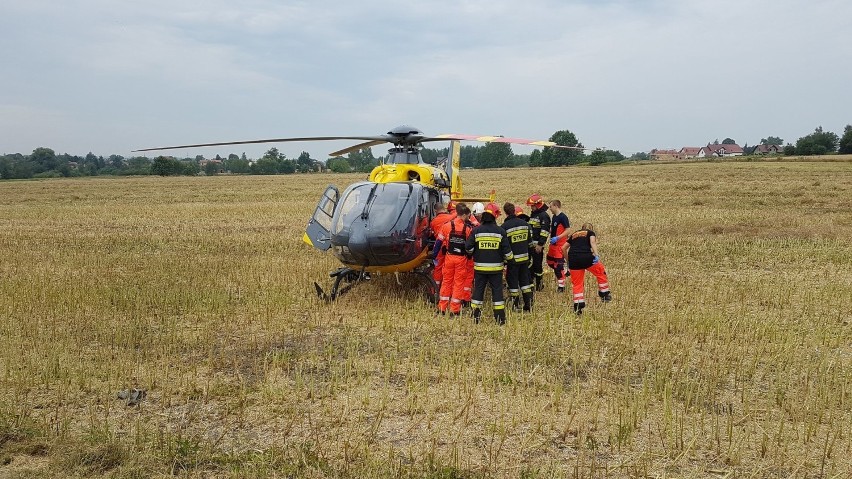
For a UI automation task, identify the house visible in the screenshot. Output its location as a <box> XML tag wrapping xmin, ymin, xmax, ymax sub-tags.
<box><xmin>650</xmin><ymin>149</ymin><xmax>681</xmax><ymax>160</ymax></box>
<box><xmin>198</xmin><ymin>158</ymin><xmax>223</xmax><ymax>167</ymax></box>
<box><xmin>753</xmin><ymin>144</ymin><xmax>782</xmax><ymax>155</ymax></box>
<box><xmin>697</xmin><ymin>143</ymin><xmax>744</xmax><ymax>157</ymax></box>
<box><xmin>199</xmin><ymin>158</ymin><xmax>224</xmax><ymax>174</ymax></box>
<box><xmin>679</xmin><ymin>147</ymin><xmax>702</xmax><ymax>159</ymax></box>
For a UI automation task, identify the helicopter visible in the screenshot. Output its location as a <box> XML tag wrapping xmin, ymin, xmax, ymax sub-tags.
<box><xmin>134</xmin><ymin>125</ymin><xmax>587</xmax><ymax>301</ymax></box>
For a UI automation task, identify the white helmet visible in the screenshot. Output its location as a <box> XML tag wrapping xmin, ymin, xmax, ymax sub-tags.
<box><xmin>472</xmin><ymin>202</ymin><xmax>485</xmax><ymax>215</ymax></box>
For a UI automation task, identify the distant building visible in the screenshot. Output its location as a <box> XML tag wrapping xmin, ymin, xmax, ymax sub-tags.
<box><xmin>679</xmin><ymin>147</ymin><xmax>702</xmax><ymax>159</ymax></box>
<box><xmin>753</xmin><ymin>144</ymin><xmax>782</xmax><ymax>155</ymax></box>
<box><xmin>650</xmin><ymin>149</ymin><xmax>681</xmax><ymax>160</ymax></box>
<box><xmin>697</xmin><ymin>143</ymin><xmax>744</xmax><ymax>158</ymax></box>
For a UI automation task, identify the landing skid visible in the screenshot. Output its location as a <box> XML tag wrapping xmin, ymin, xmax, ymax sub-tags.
<box><xmin>314</xmin><ymin>267</ymin><xmax>370</xmax><ymax>301</ymax></box>
<box><xmin>313</xmin><ymin>265</ymin><xmax>438</xmax><ymax>304</ymax></box>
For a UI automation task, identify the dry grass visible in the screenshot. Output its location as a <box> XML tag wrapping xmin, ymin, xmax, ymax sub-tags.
<box><xmin>1</xmin><ymin>161</ymin><xmax>851</xmax><ymax>478</ymax></box>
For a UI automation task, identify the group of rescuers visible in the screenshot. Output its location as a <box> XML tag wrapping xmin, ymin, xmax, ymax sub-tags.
<box><xmin>430</xmin><ymin>194</ymin><xmax>612</xmax><ymax>324</ymax></box>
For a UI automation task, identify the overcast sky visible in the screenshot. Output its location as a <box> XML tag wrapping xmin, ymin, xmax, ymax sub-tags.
<box><xmin>1</xmin><ymin>0</ymin><xmax>850</xmax><ymax>160</ymax></box>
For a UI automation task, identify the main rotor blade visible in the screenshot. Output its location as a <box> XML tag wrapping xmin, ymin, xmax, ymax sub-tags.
<box><xmin>329</xmin><ymin>140</ymin><xmax>387</xmax><ymax>158</ymax></box>
<box><xmin>424</xmin><ymin>134</ymin><xmax>593</xmax><ymax>150</ymax></box>
<box><xmin>132</xmin><ymin>136</ymin><xmax>389</xmax><ymax>152</ymax></box>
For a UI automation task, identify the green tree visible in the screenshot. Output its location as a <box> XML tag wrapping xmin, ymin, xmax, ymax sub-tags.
<box><xmin>541</xmin><ymin>130</ymin><xmax>584</xmax><ymax>166</ymax></box>
<box><xmin>722</xmin><ymin>138</ymin><xmax>737</xmax><ymax>145</ymax></box>
<box><xmin>347</xmin><ymin>148</ymin><xmax>378</xmax><ymax>173</ymax></box>
<box><xmin>0</xmin><ymin>156</ymin><xmax>11</xmax><ymax>179</ymax></box>
<box><xmin>278</xmin><ymin>159</ymin><xmax>296</xmax><ymax>174</ymax></box>
<box><xmin>529</xmin><ymin>149</ymin><xmax>542</xmax><ymax>167</ymax></box>
<box><xmin>109</xmin><ymin>155</ymin><xmax>125</xmax><ymax>169</ymax></box>
<box><xmin>182</xmin><ymin>160</ymin><xmax>200</xmax><ymax>176</ymax></box>
<box><xmin>474</xmin><ymin>142</ymin><xmax>513</xmax><ymax>169</ymax></box>
<box><xmin>296</xmin><ymin>151</ymin><xmax>315</xmax><ymax>173</ymax></box>
<box><xmin>783</xmin><ymin>144</ymin><xmax>796</xmax><ymax>156</ymax></box>
<box><xmin>795</xmin><ymin>126</ymin><xmax>839</xmax><ymax>155</ymax></box>
<box><xmin>588</xmin><ymin>149</ymin><xmax>625</xmax><ymax>166</ymax></box>
<box><xmin>204</xmin><ymin>161</ymin><xmax>219</xmax><ymax>176</ymax></box>
<box><xmin>30</xmin><ymin>147</ymin><xmax>58</xmax><ymax>173</ymax></box>
<box><xmin>254</xmin><ymin>156</ymin><xmax>279</xmax><ymax>175</ymax></box>
<box><xmin>838</xmin><ymin>125</ymin><xmax>852</xmax><ymax>154</ymax></box>
<box><xmin>254</xmin><ymin>148</ymin><xmax>286</xmax><ymax>174</ymax></box>
<box><xmin>328</xmin><ymin>158</ymin><xmax>351</xmax><ymax>173</ymax></box>
<box><xmin>125</xmin><ymin>157</ymin><xmax>152</xmax><ymax>175</ymax></box>
<box><xmin>511</xmin><ymin>154</ymin><xmax>529</xmax><ymax>168</ymax></box>
<box><xmin>629</xmin><ymin>152</ymin><xmax>650</xmax><ymax>161</ymax></box>
<box><xmin>224</xmin><ymin>154</ymin><xmax>250</xmax><ymax>173</ymax></box>
<box><xmin>152</xmin><ymin>156</ymin><xmax>181</xmax><ymax>176</ymax></box>
<box><xmin>459</xmin><ymin>145</ymin><xmax>479</xmax><ymax>168</ymax></box>
<box><xmin>760</xmin><ymin>136</ymin><xmax>783</xmax><ymax>145</ymax></box>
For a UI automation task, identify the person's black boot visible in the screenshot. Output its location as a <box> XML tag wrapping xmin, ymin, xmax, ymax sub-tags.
<box><xmin>573</xmin><ymin>301</ymin><xmax>585</xmax><ymax>315</ymax></box>
<box><xmin>522</xmin><ymin>292</ymin><xmax>533</xmax><ymax>312</ymax></box>
<box><xmin>512</xmin><ymin>296</ymin><xmax>522</xmax><ymax>311</ymax></box>
<box><xmin>472</xmin><ymin>307</ymin><xmax>482</xmax><ymax>324</ymax></box>
<box><xmin>557</xmin><ymin>286</ymin><xmax>565</xmax><ymax>294</ymax></box>
<box><xmin>535</xmin><ymin>277</ymin><xmax>544</xmax><ymax>292</ymax></box>
<box><xmin>599</xmin><ymin>291</ymin><xmax>612</xmax><ymax>302</ymax></box>
<box><xmin>494</xmin><ymin>309</ymin><xmax>506</xmax><ymax>326</ymax></box>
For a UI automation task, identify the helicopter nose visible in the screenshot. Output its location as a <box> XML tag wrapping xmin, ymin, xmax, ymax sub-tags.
<box><xmin>342</xmin><ymin>222</ymin><xmax>370</xmax><ymax>264</ymax></box>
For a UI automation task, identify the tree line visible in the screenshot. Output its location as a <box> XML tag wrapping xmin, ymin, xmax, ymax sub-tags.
<box><xmin>3</xmin><ymin>126</ymin><xmax>850</xmax><ymax>180</ymax></box>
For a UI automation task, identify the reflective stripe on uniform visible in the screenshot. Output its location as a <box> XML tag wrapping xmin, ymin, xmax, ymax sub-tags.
<box><xmin>475</xmin><ymin>266</ymin><xmax>503</xmax><ymax>272</ymax></box>
<box><xmin>475</xmin><ymin>232</ymin><xmax>503</xmax><ymax>239</ymax></box>
<box><xmin>475</xmin><ymin>262</ymin><xmax>503</xmax><ymax>269</ymax></box>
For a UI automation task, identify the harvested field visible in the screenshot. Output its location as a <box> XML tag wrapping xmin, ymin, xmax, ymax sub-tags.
<box><xmin>1</xmin><ymin>161</ymin><xmax>851</xmax><ymax>477</ymax></box>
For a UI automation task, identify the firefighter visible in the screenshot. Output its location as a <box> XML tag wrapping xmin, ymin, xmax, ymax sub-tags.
<box><xmin>546</xmin><ymin>199</ymin><xmax>570</xmax><ymax>293</ymax></box>
<box><xmin>433</xmin><ymin>203</ymin><xmax>472</xmax><ymax>315</ymax></box>
<box><xmin>525</xmin><ymin>194</ymin><xmax>551</xmax><ymax>291</ymax></box>
<box><xmin>470</xmin><ymin>202</ymin><xmax>484</xmax><ymax>226</ymax></box>
<box><xmin>501</xmin><ymin>202</ymin><xmax>534</xmax><ymax>312</ymax></box>
<box><xmin>460</xmin><ymin>202</ymin><xmax>484</xmax><ymax>305</ymax></box>
<box><xmin>515</xmin><ymin>205</ymin><xmax>530</xmax><ymax>222</ymax></box>
<box><xmin>561</xmin><ymin>223</ymin><xmax>612</xmax><ymax>314</ymax></box>
<box><xmin>430</xmin><ymin>202</ymin><xmax>456</xmax><ymax>290</ymax></box>
<box><xmin>466</xmin><ymin>203</ymin><xmax>513</xmax><ymax>325</ymax></box>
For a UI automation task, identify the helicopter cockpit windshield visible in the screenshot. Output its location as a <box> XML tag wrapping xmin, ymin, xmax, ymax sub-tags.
<box><xmin>332</xmin><ymin>181</ymin><xmax>417</xmax><ymax>236</ymax></box>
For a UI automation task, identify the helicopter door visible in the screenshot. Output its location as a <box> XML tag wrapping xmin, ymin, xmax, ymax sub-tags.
<box><xmin>304</xmin><ymin>185</ymin><xmax>339</xmax><ymax>251</ymax></box>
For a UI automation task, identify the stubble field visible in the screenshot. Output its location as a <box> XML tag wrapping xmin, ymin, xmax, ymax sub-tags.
<box><xmin>1</xmin><ymin>160</ymin><xmax>852</xmax><ymax>478</ymax></box>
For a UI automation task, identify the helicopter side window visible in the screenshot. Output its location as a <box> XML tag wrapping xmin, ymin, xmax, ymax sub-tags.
<box><xmin>316</xmin><ymin>190</ymin><xmax>336</xmax><ymax>231</ymax></box>
<box><xmin>333</xmin><ymin>183</ymin><xmax>371</xmax><ymax>235</ymax></box>
<box><xmin>367</xmin><ymin>183</ymin><xmax>415</xmax><ymax>233</ymax></box>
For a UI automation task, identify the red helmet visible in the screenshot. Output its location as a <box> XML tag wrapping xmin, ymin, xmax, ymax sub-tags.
<box><xmin>447</xmin><ymin>201</ymin><xmax>456</xmax><ymax>212</ymax></box>
<box><xmin>526</xmin><ymin>193</ymin><xmax>543</xmax><ymax>206</ymax></box>
<box><xmin>514</xmin><ymin>205</ymin><xmax>524</xmax><ymax>216</ymax></box>
<box><xmin>484</xmin><ymin>202</ymin><xmax>501</xmax><ymax>218</ymax></box>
